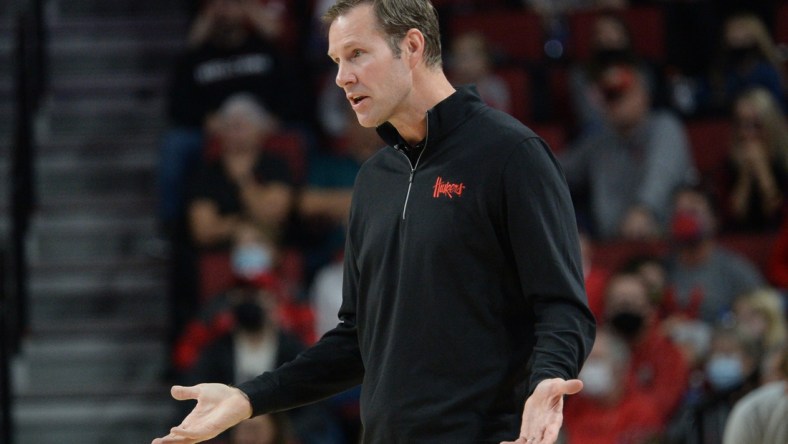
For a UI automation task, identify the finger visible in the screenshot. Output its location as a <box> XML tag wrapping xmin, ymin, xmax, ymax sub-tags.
<box><xmin>559</xmin><ymin>379</ymin><xmax>583</xmax><ymax>395</ymax></box>
<box><xmin>171</xmin><ymin>385</ymin><xmax>200</xmax><ymax>401</ymax></box>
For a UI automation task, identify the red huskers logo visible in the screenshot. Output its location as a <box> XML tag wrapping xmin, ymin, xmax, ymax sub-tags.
<box><xmin>432</xmin><ymin>176</ymin><xmax>466</xmax><ymax>199</ymax></box>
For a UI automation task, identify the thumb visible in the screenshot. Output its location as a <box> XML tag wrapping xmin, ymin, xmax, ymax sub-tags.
<box><xmin>171</xmin><ymin>385</ymin><xmax>200</xmax><ymax>401</ymax></box>
<box><xmin>561</xmin><ymin>379</ymin><xmax>584</xmax><ymax>395</ymax></box>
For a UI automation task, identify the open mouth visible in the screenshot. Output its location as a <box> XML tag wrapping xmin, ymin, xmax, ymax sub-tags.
<box><xmin>350</xmin><ymin>95</ymin><xmax>369</xmax><ymax>106</ymax></box>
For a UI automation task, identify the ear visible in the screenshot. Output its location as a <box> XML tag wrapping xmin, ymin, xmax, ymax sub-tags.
<box><xmin>403</xmin><ymin>28</ymin><xmax>426</xmax><ymax>68</ymax></box>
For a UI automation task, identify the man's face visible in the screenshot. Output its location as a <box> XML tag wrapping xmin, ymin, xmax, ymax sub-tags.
<box><xmin>327</xmin><ymin>4</ymin><xmax>413</xmax><ymax>128</ymax></box>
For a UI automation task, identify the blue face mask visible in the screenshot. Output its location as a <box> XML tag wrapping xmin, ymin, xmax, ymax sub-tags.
<box><xmin>232</xmin><ymin>244</ymin><xmax>273</xmax><ymax>280</ymax></box>
<box><xmin>705</xmin><ymin>355</ymin><xmax>744</xmax><ymax>391</ymax></box>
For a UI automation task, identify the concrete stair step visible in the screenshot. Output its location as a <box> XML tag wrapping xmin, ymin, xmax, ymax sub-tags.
<box><xmin>50</xmin><ymin>72</ymin><xmax>167</xmax><ymax>99</ymax></box>
<box><xmin>47</xmin><ymin>15</ymin><xmax>188</xmax><ymax>39</ymax></box>
<box><xmin>38</xmin><ymin>96</ymin><xmax>165</xmax><ymax>138</ymax></box>
<box><xmin>48</xmin><ymin>0</ymin><xmax>187</xmax><ymax>20</ymax></box>
<box><xmin>14</xmin><ymin>337</ymin><xmax>168</xmax><ymax>392</ymax></box>
<box><xmin>37</xmin><ymin>132</ymin><xmax>159</xmax><ymax>157</ymax></box>
<box><xmin>14</xmin><ymin>396</ymin><xmax>174</xmax><ymax>444</ymax></box>
<box><xmin>36</xmin><ymin>156</ymin><xmax>156</xmax><ymax>199</ymax></box>
<box><xmin>28</xmin><ymin>214</ymin><xmax>159</xmax><ymax>260</ymax></box>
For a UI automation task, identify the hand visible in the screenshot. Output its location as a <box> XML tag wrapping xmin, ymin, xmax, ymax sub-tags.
<box><xmin>500</xmin><ymin>378</ymin><xmax>583</xmax><ymax>444</ymax></box>
<box><xmin>151</xmin><ymin>384</ymin><xmax>253</xmax><ymax>444</ymax></box>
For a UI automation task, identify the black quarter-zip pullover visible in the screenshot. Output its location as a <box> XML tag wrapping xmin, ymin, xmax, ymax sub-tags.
<box><xmin>238</xmin><ymin>86</ymin><xmax>596</xmax><ymax>443</ymax></box>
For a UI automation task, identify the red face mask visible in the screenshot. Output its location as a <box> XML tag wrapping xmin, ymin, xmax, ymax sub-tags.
<box><xmin>671</xmin><ymin>210</ymin><xmax>710</xmax><ymax>245</ymax></box>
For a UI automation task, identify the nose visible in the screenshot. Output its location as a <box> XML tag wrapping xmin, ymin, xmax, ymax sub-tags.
<box><xmin>335</xmin><ymin>62</ymin><xmax>356</xmax><ymax>88</ymax></box>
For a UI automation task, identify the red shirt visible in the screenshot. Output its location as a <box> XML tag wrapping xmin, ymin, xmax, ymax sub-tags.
<box><xmin>627</xmin><ymin>323</ymin><xmax>690</xmax><ymax>423</ymax></box>
<box><xmin>563</xmin><ymin>390</ymin><xmax>663</xmax><ymax>444</ymax></box>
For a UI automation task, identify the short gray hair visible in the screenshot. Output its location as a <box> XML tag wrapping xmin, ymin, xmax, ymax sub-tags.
<box><xmin>323</xmin><ymin>0</ymin><xmax>443</xmax><ymax>68</ymax></box>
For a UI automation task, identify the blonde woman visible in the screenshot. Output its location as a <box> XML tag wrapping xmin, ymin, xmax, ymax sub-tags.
<box><xmin>732</xmin><ymin>288</ymin><xmax>788</xmax><ymax>352</ymax></box>
<box><xmin>725</xmin><ymin>87</ymin><xmax>788</xmax><ymax>231</ymax></box>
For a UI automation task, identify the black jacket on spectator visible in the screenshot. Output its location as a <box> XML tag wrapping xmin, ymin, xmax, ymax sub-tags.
<box><xmin>168</xmin><ymin>34</ymin><xmax>301</xmax><ymax>127</ymax></box>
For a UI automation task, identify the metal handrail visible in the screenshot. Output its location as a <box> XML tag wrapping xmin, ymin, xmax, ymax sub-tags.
<box><xmin>3</xmin><ymin>0</ymin><xmax>47</xmax><ymax>442</ymax></box>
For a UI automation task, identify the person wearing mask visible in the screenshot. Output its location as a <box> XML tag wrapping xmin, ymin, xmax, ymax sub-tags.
<box><xmin>563</xmin><ymin>328</ymin><xmax>663</xmax><ymax>444</ymax></box>
<box><xmin>602</xmin><ymin>271</ymin><xmax>690</xmax><ymax>424</ymax></box>
<box><xmin>561</xmin><ymin>60</ymin><xmax>695</xmax><ymax>240</ymax></box>
<box><xmin>153</xmin><ymin>1</ymin><xmax>596</xmax><ymax>443</ymax></box>
<box><xmin>670</xmin><ymin>326</ymin><xmax>762</xmax><ymax>444</ymax></box>
<box><xmin>663</xmin><ymin>185</ymin><xmax>766</xmax><ymax>324</ymax></box>
<box><xmin>184</xmin><ymin>292</ymin><xmax>344</xmax><ymax>444</ymax></box>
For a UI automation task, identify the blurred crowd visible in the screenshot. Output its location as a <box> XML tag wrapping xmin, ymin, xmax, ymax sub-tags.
<box><xmin>155</xmin><ymin>0</ymin><xmax>788</xmax><ymax>443</ymax></box>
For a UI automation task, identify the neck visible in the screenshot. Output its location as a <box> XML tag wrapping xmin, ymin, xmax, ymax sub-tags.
<box><xmin>388</xmin><ymin>66</ymin><xmax>455</xmax><ymax>145</ymax></box>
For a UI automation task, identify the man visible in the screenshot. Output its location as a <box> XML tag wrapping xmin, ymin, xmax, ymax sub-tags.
<box><xmin>602</xmin><ymin>271</ymin><xmax>689</xmax><ymax>424</ymax></box>
<box><xmin>152</xmin><ymin>1</ymin><xmax>595</xmax><ymax>443</ymax></box>
<box><xmin>561</xmin><ymin>61</ymin><xmax>694</xmax><ymax>240</ymax></box>
<box><xmin>664</xmin><ymin>185</ymin><xmax>765</xmax><ymax>323</ymax></box>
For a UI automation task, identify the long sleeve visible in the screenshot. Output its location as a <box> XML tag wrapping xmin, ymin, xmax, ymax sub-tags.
<box><xmin>236</xmin><ymin>235</ymin><xmax>365</xmax><ymax>416</ymax></box>
<box><xmin>502</xmin><ymin>137</ymin><xmax>596</xmax><ymax>394</ymax></box>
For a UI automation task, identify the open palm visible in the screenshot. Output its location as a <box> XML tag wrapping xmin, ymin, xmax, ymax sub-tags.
<box><xmin>151</xmin><ymin>383</ymin><xmax>252</xmax><ymax>444</ymax></box>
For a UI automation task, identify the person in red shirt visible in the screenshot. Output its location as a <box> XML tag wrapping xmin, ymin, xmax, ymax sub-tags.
<box><xmin>603</xmin><ymin>270</ymin><xmax>691</xmax><ymax>423</ymax></box>
<box><xmin>563</xmin><ymin>328</ymin><xmax>663</xmax><ymax>444</ymax></box>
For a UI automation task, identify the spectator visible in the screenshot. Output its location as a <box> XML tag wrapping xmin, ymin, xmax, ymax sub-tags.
<box><xmin>187</xmin><ymin>94</ymin><xmax>295</xmax><ymax>249</ymax></box>
<box><xmin>721</xmin><ymin>87</ymin><xmax>788</xmax><ymax>232</ymax></box>
<box><xmin>183</xmin><ymin>290</ymin><xmax>344</xmax><ymax>444</ymax></box>
<box><xmin>603</xmin><ymin>271</ymin><xmax>690</xmax><ymax>423</ymax></box>
<box><xmin>663</xmin><ymin>185</ymin><xmax>766</xmax><ymax>323</ymax></box>
<box><xmin>561</xmin><ymin>61</ymin><xmax>695</xmax><ymax>239</ymax></box>
<box><xmin>159</xmin><ymin>0</ymin><xmax>302</xmax><ymax>231</ymax></box>
<box><xmin>668</xmin><ymin>325</ymin><xmax>762</xmax><ymax>444</ymax></box>
<box><xmin>446</xmin><ymin>32</ymin><xmax>512</xmax><ymax>115</ymax></box>
<box><xmin>697</xmin><ymin>12</ymin><xmax>787</xmax><ymax>116</ymax></box>
<box><xmin>722</xmin><ymin>343</ymin><xmax>788</xmax><ymax>444</ymax></box>
<box><xmin>732</xmin><ymin>288</ymin><xmax>788</xmax><ymax>352</ymax></box>
<box><xmin>562</xmin><ymin>328</ymin><xmax>663</xmax><ymax>444</ymax></box>
<box><xmin>567</xmin><ymin>13</ymin><xmax>660</xmax><ymax>135</ymax></box>
<box><xmin>171</xmin><ymin>220</ymin><xmax>313</xmax><ymax>375</ymax></box>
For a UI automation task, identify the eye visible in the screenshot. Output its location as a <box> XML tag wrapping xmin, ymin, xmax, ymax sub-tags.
<box><xmin>352</xmin><ymin>49</ymin><xmax>363</xmax><ymax>58</ymax></box>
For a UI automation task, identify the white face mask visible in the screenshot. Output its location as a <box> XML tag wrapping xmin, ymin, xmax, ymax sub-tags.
<box><xmin>579</xmin><ymin>360</ymin><xmax>616</xmax><ymax>398</ymax></box>
<box><xmin>705</xmin><ymin>354</ymin><xmax>744</xmax><ymax>391</ymax></box>
<box><xmin>231</xmin><ymin>244</ymin><xmax>273</xmax><ymax>280</ymax></box>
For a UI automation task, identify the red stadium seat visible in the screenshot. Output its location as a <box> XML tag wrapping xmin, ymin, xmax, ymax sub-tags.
<box><xmin>203</xmin><ymin>129</ymin><xmax>308</xmax><ymax>184</ymax></box>
<box><xmin>264</xmin><ymin>129</ymin><xmax>308</xmax><ymax>183</ymax></box>
<box><xmin>566</xmin><ymin>6</ymin><xmax>666</xmax><ymax>62</ymax></box>
<box><xmin>776</xmin><ymin>3</ymin><xmax>788</xmax><ymax>45</ymax></box>
<box><xmin>449</xmin><ymin>11</ymin><xmax>545</xmax><ymax>62</ymax></box>
<box><xmin>530</xmin><ymin>122</ymin><xmax>567</xmax><ymax>154</ymax></box>
<box><xmin>685</xmin><ymin>119</ymin><xmax>732</xmax><ymax>177</ymax></box>
<box><xmin>495</xmin><ymin>67</ymin><xmax>531</xmax><ymax>123</ymax></box>
<box><xmin>199</xmin><ymin>251</ymin><xmax>235</xmax><ymax>301</ymax></box>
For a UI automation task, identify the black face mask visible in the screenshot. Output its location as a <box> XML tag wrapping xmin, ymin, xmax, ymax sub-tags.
<box><xmin>592</xmin><ymin>48</ymin><xmax>634</xmax><ymax>66</ymax></box>
<box><xmin>234</xmin><ymin>301</ymin><xmax>266</xmax><ymax>333</ymax></box>
<box><xmin>609</xmin><ymin>311</ymin><xmax>645</xmax><ymax>339</ymax></box>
